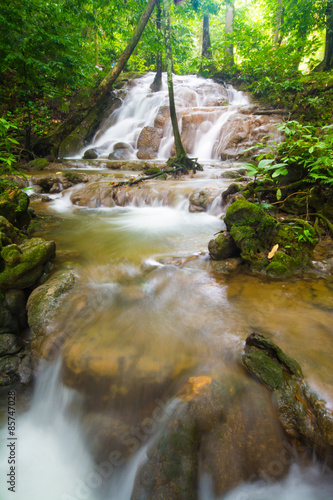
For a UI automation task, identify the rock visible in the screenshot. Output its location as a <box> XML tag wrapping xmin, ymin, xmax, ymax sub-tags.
<box><xmin>221</xmin><ymin>183</ymin><xmax>243</xmax><ymax>206</ymax></box>
<box><xmin>27</xmin><ymin>158</ymin><xmax>49</xmax><ymax>171</ymax></box>
<box><xmin>137</xmin><ymin>126</ymin><xmax>163</xmax><ymax>160</ymax></box>
<box><xmin>0</xmin><ymin>333</ymin><xmax>24</xmax><ymax>356</ymax></box>
<box><xmin>220</xmin><ymin>168</ymin><xmax>248</xmax><ymax>179</ymax></box>
<box><xmin>243</xmin><ymin>333</ymin><xmax>333</xmax><ymax>466</ymax></box>
<box><xmin>83</xmin><ymin>412</ymin><xmax>133</xmax><ymax>463</ymax></box>
<box><xmin>0</xmin><ymin>355</ymin><xmax>20</xmax><ymax>385</ymax></box>
<box><xmin>132</xmin><ymin>372</ymin><xmax>288</xmax><ymax>499</ymax></box>
<box><xmin>108</xmin><ymin>143</ymin><xmax>134</xmax><ymax>160</ymax></box>
<box><xmin>211</xmin><ymin>200</ymin><xmax>318</xmax><ymax>276</ymax></box>
<box><xmin>210</xmin><ymin>257</ymin><xmax>242</xmax><ymax>274</ymax></box>
<box><xmin>18</xmin><ymin>351</ymin><xmax>34</xmax><ymax>385</ymax></box>
<box><xmin>0</xmin><ymin>216</ymin><xmax>23</xmax><ymax>245</ymax></box>
<box><xmin>0</xmin><ymin>303</ymin><xmax>19</xmax><ymax>334</ymax></box>
<box><xmin>83</xmin><ymin>148</ymin><xmax>100</xmax><ymax>159</ymax></box>
<box><xmin>208</xmin><ymin>232</ymin><xmax>239</xmax><ymax>260</ymax></box>
<box><xmin>31</xmin><ymin>172</ymin><xmax>89</xmax><ymax>193</ymax></box>
<box><xmin>0</xmin><ymin>237</ymin><xmax>56</xmax><ymax>291</ymax></box>
<box><xmin>0</xmin><ymin>188</ymin><xmax>31</xmax><ymax>228</ymax></box>
<box><xmin>27</xmin><ymin>270</ymin><xmax>76</xmax><ymax>359</ymax></box>
<box><xmin>154</xmin><ymin>106</ymin><xmax>170</xmax><ymax>128</ymax></box>
<box><xmin>189</xmin><ymin>189</ymin><xmax>218</xmax><ymax>213</ymax></box>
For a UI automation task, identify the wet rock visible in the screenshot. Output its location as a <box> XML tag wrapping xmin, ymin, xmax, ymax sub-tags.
<box><xmin>0</xmin><ymin>333</ymin><xmax>24</xmax><ymax>356</ymax></box>
<box><xmin>220</xmin><ymin>168</ymin><xmax>248</xmax><ymax>179</ymax></box>
<box><xmin>27</xmin><ymin>270</ymin><xmax>76</xmax><ymax>359</ymax></box>
<box><xmin>18</xmin><ymin>351</ymin><xmax>34</xmax><ymax>385</ymax></box>
<box><xmin>27</xmin><ymin>158</ymin><xmax>49</xmax><ymax>171</ymax></box>
<box><xmin>31</xmin><ymin>172</ymin><xmax>89</xmax><ymax>194</ymax></box>
<box><xmin>208</xmin><ymin>232</ymin><xmax>238</xmax><ymax>260</ymax></box>
<box><xmin>4</xmin><ymin>289</ymin><xmax>27</xmax><ymax>329</ymax></box>
<box><xmin>108</xmin><ymin>142</ymin><xmax>134</xmax><ymax>160</ymax></box>
<box><xmin>0</xmin><ymin>303</ymin><xmax>19</xmax><ymax>334</ymax></box>
<box><xmin>0</xmin><ymin>216</ymin><xmax>23</xmax><ymax>245</ymax></box>
<box><xmin>0</xmin><ymin>355</ymin><xmax>20</xmax><ymax>385</ymax></box>
<box><xmin>132</xmin><ymin>372</ymin><xmax>288</xmax><ymax>499</ymax></box>
<box><xmin>137</xmin><ymin>126</ymin><xmax>163</xmax><ymax>160</ymax></box>
<box><xmin>221</xmin><ymin>183</ymin><xmax>243</xmax><ymax>206</ymax></box>
<box><xmin>209</xmin><ymin>200</ymin><xmax>317</xmax><ymax>276</ymax></box>
<box><xmin>243</xmin><ymin>333</ymin><xmax>333</xmax><ymax>466</ymax></box>
<box><xmin>83</xmin><ymin>148</ymin><xmax>100</xmax><ymax>159</ymax></box>
<box><xmin>0</xmin><ymin>188</ymin><xmax>31</xmax><ymax>228</ymax></box>
<box><xmin>210</xmin><ymin>257</ymin><xmax>242</xmax><ymax>274</ymax></box>
<box><xmin>0</xmin><ymin>237</ymin><xmax>56</xmax><ymax>291</ymax></box>
<box><xmin>154</xmin><ymin>106</ymin><xmax>170</xmax><ymax>128</ymax></box>
<box><xmin>83</xmin><ymin>412</ymin><xmax>133</xmax><ymax>463</ymax></box>
<box><xmin>189</xmin><ymin>189</ymin><xmax>218</xmax><ymax>213</ymax></box>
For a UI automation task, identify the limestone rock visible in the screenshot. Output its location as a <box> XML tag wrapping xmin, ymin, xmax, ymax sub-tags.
<box><xmin>83</xmin><ymin>148</ymin><xmax>100</xmax><ymax>159</ymax></box>
<box><xmin>137</xmin><ymin>127</ymin><xmax>163</xmax><ymax>160</ymax></box>
<box><xmin>0</xmin><ymin>333</ymin><xmax>24</xmax><ymax>356</ymax></box>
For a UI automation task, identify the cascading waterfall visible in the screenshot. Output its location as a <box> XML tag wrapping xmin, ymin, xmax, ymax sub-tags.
<box><xmin>77</xmin><ymin>73</ymin><xmax>269</xmax><ymax>162</ymax></box>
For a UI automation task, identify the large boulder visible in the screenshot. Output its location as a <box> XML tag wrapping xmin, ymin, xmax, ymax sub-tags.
<box><xmin>131</xmin><ymin>372</ymin><xmax>288</xmax><ymax>500</ymax></box>
<box><xmin>137</xmin><ymin>127</ymin><xmax>163</xmax><ymax>160</ymax></box>
<box><xmin>209</xmin><ymin>200</ymin><xmax>317</xmax><ymax>276</ymax></box>
<box><xmin>243</xmin><ymin>333</ymin><xmax>333</xmax><ymax>466</ymax></box>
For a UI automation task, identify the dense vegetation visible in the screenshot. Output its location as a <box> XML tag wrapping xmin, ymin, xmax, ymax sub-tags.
<box><xmin>0</xmin><ymin>0</ymin><xmax>333</xmax><ymax>202</ymax></box>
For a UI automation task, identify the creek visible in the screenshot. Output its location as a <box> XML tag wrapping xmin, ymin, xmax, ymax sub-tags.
<box><xmin>0</xmin><ymin>74</ymin><xmax>333</xmax><ymax>500</ymax></box>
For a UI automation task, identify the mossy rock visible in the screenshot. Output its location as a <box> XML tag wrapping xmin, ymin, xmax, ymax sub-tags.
<box><xmin>243</xmin><ymin>333</ymin><xmax>333</xmax><ymax>465</ymax></box>
<box><xmin>0</xmin><ymin>216</ymin><xmax>24</xmax><ymax>246</ymax></box>
<box><xmin>208</xmin><ymin>232</ymin><xmax>238</xmax><ymax>260</ymax></box>
<box><xmin>0</xmin><ymin>238</ymin><xmax>56</xmax><ymax>291</ymax></box>
<box><xmin>27</xmin><ymin>270</ymin><xmax>76</xmax><ymax>359</ymax></box>
<box><xmin>145</xmin><ymin>166</ymin><xmax>161</xmax><ymax>175</ymax></box>
<box><xmin>0</xmin><ymin>188</ymin><xmax>31</xmax><ymax>229</ymax></box>
<box><xmin>27</xmin><ymin>158</ymin><xmax>49</xmax><ymax>171</ymax></box>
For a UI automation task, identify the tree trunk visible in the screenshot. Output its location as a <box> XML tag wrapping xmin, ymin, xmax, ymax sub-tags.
<box><xmin>162</xmin><ymin>0</ymin><xmax>187</xmax><ymax>159</ymax></box>
<box><xmin>34</xmin><ymin>0</ymin><xmax>158</xmax><ymax>158</ymax></box>
<box><xmin>273</xmin><ymin>0</ymin><xmax>284</xmax><ymax>46</ymax></box>
<box><xmin>314</xmin><ymin>0</ymin><xmax>333</xmax><ymax>72</ymax></box>
<box><xmin>202</xmin><ymin>15</ymin><xmax>212</xmax><ymax>59</ymax></box>
<box><xmin>225</xmin><ymin>2</ymin><xmax>234</xmax><ymax>68</ymax></box>
<box><xmin>151</xmin><ymin>0</ymin><xmax>163</xmax><ymax>92</ymax></box>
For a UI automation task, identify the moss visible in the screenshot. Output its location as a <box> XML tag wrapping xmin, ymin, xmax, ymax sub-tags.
<box><xmin>243</xmin><ymin>350</ymin><xmax>285</xmax><ymax>389</ymax></box>
<box><xmin>145</xmin><ymin>166</ymin><xmax>161</xmax><ymax>175</ymax></box>
<box><xmin>0</xmin><ymin>238</ymin><xmax>56</xmax><ymax>291</ymax></box>
<box><xmin>0</xmin><ymin>188</ymin><xmax>30</xmax><ymax>228</ymax></box>
<box><xmin>208</xmin><ymin>232</ymin><xmax>238</xmax><ymax>260</ymax></box>
<box><xmin>27</xmin><ymin>158</ymin><xmax>49</xmax><ymax>171</ymax></box>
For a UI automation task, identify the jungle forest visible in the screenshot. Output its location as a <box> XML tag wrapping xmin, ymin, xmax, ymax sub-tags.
<box><xmin>0</xmin><ymin>1</ymin><xmax>333</xmax><ymax>500</ymax></box>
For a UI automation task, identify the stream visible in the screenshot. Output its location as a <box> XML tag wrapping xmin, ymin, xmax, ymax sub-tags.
<box><xmin>1</xmin><ymin>74</ymin><xmax>333</xmax><ymax>499</ymax></box>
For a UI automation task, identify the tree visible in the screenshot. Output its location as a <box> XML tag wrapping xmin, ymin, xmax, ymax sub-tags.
<box><xmin>162</xmin><ymin>0</ymin><xmax>202</xmax><ymax>172</ymax></box>
<box><xmin>151</xmin><ymin>0</ymin><xmax>163</xmax><ymax>92</ymax></box>
<box><xmin>314</xmin><ymin>0</ymin><xmax>333</xmax><ymax>71</ymax></box>
<box><xmin>33</xmin><ymin>0</ymin><xmax>158</xmax><ymax>158</ymax></box>
<box><xmin>224</xmin><ymin>0</ymin><xmax>235</xmax><ymax>68</ymax></box>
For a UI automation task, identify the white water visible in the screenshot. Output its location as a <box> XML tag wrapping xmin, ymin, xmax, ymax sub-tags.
<box><xmin>77</xmin><ymin>73</ymin><xmax>249</xmax><ymax>161</ymax></box>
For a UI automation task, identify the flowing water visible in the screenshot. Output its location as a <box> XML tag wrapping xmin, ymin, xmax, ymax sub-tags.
<box><xmin>1</xmin><ymin>75</ymin><xmax>333</xmax><ymax>500</ymax></box>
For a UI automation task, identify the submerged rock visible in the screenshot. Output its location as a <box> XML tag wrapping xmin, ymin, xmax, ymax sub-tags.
<box><xmin>189</xmin><ymin>189</ymin><xmax>218</xmax><ymax>213</ymax></box>
<box><xmin>131</xmin><ymin>372</ymin><xmax>288</xmax><ymax>500</ymax></box>
<box><xmin>243</xmin><ymin>333</ymin><xmax>333</xmax><ymax>466</ymax></box>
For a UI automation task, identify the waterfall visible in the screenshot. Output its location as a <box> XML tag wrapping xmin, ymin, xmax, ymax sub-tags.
<box><xmin>76</xmin><ymin>73</ymin><xmax>276</xmax><ymax>163</ymax></box>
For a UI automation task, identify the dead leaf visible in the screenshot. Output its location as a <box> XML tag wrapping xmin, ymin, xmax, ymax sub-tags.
<box><xmin>268</xmin><ymin>243</ymin><xmax>279</xmax><ymax>259</ymax></box>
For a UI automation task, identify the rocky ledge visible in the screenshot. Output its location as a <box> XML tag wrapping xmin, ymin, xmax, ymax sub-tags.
<box><xmin>0</xmin><ymin>187</ymin><xmax>56</xmax><ymax>386</ymax></box>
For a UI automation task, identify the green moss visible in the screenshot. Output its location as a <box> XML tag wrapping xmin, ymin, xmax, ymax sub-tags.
<box><xmin>266</xmin><ymin>261</ymin><xmax>290</xmax><ymax>277</ymax></box>
<box><xmin>27</xmin><ymin>158</ymin><xmax>49</xmax><ymax>171</ymax></box>
<box><xmin>145</xmin><ymin>167</ymin><xmax>161</xmax><ymax>175</ymax></box>
<box><xmin>243</xmin><ymin>350</ymin><xmax>285</xmax><ymax>389</ymax></box>
<box><xmin>0</xmin><ymin>188</ymin><xmax>30</xmax><ymax>228</ymax></box>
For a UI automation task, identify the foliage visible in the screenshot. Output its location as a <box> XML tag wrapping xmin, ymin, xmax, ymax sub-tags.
<box><xmin>246</xmin><ymin>120</ymin><xmax>333</xmax><ymax>188</ymax></box>
<box><xmin>0</xmin><ymin>118</ymin><xmax>25</xmax><ymax>190</ymax></box>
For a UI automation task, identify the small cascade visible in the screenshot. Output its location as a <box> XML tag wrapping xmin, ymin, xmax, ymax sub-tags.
<box><xmin>78</xmin><ymin>73</ymin><xmax>281</xmax><ymax>162</ymax></box>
